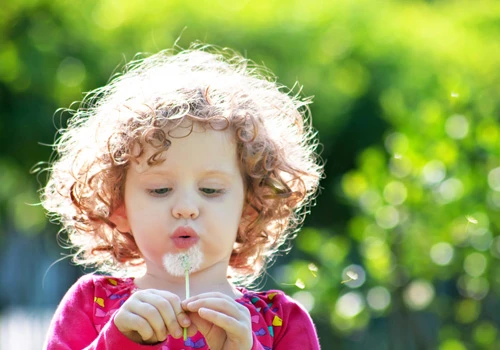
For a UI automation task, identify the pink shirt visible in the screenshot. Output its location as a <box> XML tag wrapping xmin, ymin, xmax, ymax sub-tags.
<box><xmin>44</xmin><ymin>275</ymin><xmax>320</xmax><ymax>349</ymax></box>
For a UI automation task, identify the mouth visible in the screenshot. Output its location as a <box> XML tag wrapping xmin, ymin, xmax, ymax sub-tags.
<box><xmin>171</xmin><ymin>226</ymin><xmax>199</xmax><ymax>249</ymax></box>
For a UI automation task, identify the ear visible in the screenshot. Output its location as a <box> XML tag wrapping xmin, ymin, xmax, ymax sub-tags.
<box><xmin>109</xmin><ymin>205</ymin><xmax>132</xmax><ymax>233</ymax></box>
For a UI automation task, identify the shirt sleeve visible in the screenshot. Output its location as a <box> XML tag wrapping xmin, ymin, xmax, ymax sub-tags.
<box><xmin>43</xmin><ymin>275</ymin><xmax>163</xmax><ymax>350</ymax></box>
<box><xmin>273</xmin><ymin>295</ymin><xmax>321</xmax><ymax>350</ymax></box>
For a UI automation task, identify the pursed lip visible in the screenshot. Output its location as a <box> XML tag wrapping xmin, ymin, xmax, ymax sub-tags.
<box><xmin>171</xmin><ymin>226</ymin><xmax>199</xmax><ymax>249</ymax></box>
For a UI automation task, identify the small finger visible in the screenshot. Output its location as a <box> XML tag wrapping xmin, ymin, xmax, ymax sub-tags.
<box><xmin>125</xmin><ymin>313</ymin><xmax>156</xmax><ymax>342</ymax></box>
<box><xmin>148</xmin><ymin>290</ymin><xmax>191</xmax><ymax>330</ymax></box>
<box><xmin>197</xmin><ymin>307</ymin><xmax>243</xmax><ymax>334</ymax></box>
<box><xmin>138</xmin><ymin>293</ymin><xmax>184</xmax><ymax>339</ymax></box>
<box><xmin>128</xmin><ymin>300</ymin><xmax>167</xmax><ymax>341</ymax></box>
<box><xmin>186</xmin><ymin>322</ymin><xmax>198</xmax><ymax>337</ymax></box>
<box><xmin>183</xmin><ymin>292</ymin><xmax>234</xmax><ymax>305</ymax></box>
<box><xmin>185</xmin><ymin>298</ymin><xmax>248</xmax><ymax>320</ymax></box>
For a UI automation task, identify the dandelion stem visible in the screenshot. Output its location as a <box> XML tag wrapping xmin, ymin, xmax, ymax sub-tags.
<box><xmin>183</xmin><ymin>256</ymin><xmax>190</xmax><ymax>341</ymax></box>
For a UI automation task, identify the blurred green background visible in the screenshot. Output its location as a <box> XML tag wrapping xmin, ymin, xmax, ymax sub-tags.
<box><xmin>2</xmin><ymin>0</ymin><xmax>500</xmax><ymax>348</ymax></box>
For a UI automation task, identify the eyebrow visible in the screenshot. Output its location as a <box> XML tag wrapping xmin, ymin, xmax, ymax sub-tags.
<box><xmin>202</xmin><ymin>169</ymin><xmax>237</xmax><ymax>178</ymax></box>
<box><xmin>140</xmin><ymin>168</ymin><xmax>237</xmax><ymax>178</ymax></box>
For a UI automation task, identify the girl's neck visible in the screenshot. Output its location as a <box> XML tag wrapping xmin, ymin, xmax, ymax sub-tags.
<box><xmin>133</xmin><ymin>264</ymin><xmax>243</xmax><ymax>300</ymax></box>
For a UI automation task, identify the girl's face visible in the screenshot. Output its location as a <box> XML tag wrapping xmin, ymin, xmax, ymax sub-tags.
<box><xmin>114</xmin><ymin>124</ymin><xmax>245</xmax><ymax>281</ymax></box>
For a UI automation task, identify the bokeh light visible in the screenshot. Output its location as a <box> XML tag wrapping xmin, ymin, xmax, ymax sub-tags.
<box><xmin>403</xmin><ymin>279</ymin><xmax>435</xmax><ymax>311</ymax></box>
<box><xmin>292</xmin><ymin>291</ymin><xmax>315</xmax><ymax>312</ymax></box>
<box><xmin>366</xmin><ymin>286</ymin><xmax>391</xmax><ymax>312</ymax></box>
<box><xmin>375</xmin><ymin>205</ymin><xmax>399</xmax><ymax>229</ymax></box>
<box><xmin>463</xmin><ymin>253</ymin><xmax>487</xmax><ymax>277</ymax></box>
<box><xmin>422</xmin><ymin>160</ymin><xmax>446</xmax><ymax>185</ymax></box>
<box><xmin>487</xmin><ymin>167</ymin><xmax>500</xmax><ymax>191</ymax></box>
<box><xmin>445</xmin><ymin>114</ymin><xmax>469</xmax><ymax>139</ymax></box>
<box><xmin>430</xmin><ymin>242</ymin><xmax>454</xmax><ymax>266</ymax></box>
<box><xmin>56</xmin><ymin>57</ymin><xmax>86</xmax><ymax>87</ymax></box>
<box><xmin>383</xmin><ymin>181</ymin><xmax>407</xmax><ymax>206</ymax></box>
<box><xmin>335</xmin><ymin>292</ymin><xmax>365</xmax><ymax>318</ymax></box>
<box><xmin>342</xmin><ymin>264</ymin><xmax>366</xmax><ymax>288</ymax></box>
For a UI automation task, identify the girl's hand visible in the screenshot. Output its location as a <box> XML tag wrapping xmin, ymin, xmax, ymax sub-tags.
<box><xmin>114</xmin><ymin>289</ymin><xmax>191</xmax><ymax>344</ymax></box>
<box><xmin>182</xmin><ymin>292</ymin><xmax>252</xmax><ymax>350</ymax></box>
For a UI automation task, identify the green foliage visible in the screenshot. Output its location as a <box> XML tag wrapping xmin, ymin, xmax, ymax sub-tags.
<box><xmin>2</xmin><ymin>0</ymin><xmax>500</xmax><ymax>347</ymax></box>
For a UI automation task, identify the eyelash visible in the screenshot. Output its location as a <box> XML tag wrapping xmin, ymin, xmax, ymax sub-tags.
<box><xmin>200</xmin><ymin>188</ymin><xmax>225</xmax><ymax>196</ymax></box>
<box><xmin>147</xmin><ymin>188</ymin><xmax>225</xmax><ymax>197</ymax></box>
<box><xmin>149</xmin><ymin>188</ymin><xmax>172</xmax><ymax>196</ymax></box>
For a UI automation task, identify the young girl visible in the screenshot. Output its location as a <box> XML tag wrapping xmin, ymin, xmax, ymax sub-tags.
<box><xmin>42</xmin><ymin>43</ymin><xmax>323</xmax><ymax>349</ymax></box>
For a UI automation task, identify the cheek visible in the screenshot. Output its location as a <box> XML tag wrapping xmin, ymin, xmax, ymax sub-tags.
<box><xmin>207</xmin><ymin>201</ymin><xmax>243</xmax><ymax>232</ymax></box>
<box><xmin>229</xmin><ymin>206</ymin><xmax>246</xmax><ymax>238</ymax></box>
<box><xmin>125</xmin><ymin>199</ymin><xmax>165</xmax><ymax>230</ymax></box>
<box><xmin>124</xmin><ymin>186</ymin><xmax>159</xmax><ymax>213</ymax></box>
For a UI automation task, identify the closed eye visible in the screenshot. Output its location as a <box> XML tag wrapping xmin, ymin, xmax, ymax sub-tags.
<box><xmin>199</xmin><ymin>188</ymin><xmax>225</xmax><ymax>196</ymax></box>
<box><xmin>148</xmin><ymin>188</ymin><xmax>172</xmax><ymax>197</ymax></box>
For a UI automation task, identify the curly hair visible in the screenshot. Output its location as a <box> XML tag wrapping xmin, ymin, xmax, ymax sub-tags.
<box><xmin>42</xmin><ymin>43</ymin><xmax>323</xmax><ymax>286</ymax></box>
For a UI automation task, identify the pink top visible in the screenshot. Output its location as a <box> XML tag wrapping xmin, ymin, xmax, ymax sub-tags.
<box><xmin>44</xmin><ymin>275</ymin><xmax>320</xmax><ymax>349</ymax></box>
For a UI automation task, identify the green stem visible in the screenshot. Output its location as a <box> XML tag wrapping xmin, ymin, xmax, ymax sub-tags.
<box><xmin>184</xmin><ymin>268</ymin><xmax>189</xmax><ymax>341</ymax></box>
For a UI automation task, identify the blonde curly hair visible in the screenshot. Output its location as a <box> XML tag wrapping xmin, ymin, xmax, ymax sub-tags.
<box><xmin>42</xmin><ymin>43</ymin><xmax>323</xmax><ymax>286</ymax></box>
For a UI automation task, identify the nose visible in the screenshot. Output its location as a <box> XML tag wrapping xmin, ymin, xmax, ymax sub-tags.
<box><xmin>171</xmin><ymin>196</ymin><xmax>199</xmax><ymax>219</ymax></box>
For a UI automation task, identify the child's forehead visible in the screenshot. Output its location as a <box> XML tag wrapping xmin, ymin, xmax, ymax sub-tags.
<box><xmin>131</xmin><ymin>123</ymin><xmax>238</xmax><ymax>172</ymax></box>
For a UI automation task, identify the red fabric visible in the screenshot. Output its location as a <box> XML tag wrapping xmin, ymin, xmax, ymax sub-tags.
<box><xmin>44</xmin><ymin>275</ymin><xmax>320</xmax><ymax>349</ymax></box>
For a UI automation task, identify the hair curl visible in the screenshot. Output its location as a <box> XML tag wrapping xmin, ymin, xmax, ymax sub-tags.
<box><xmin>42</xmin><ymin>43</ymin><xmax>323</xmax><ymax>286</ymax></box>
